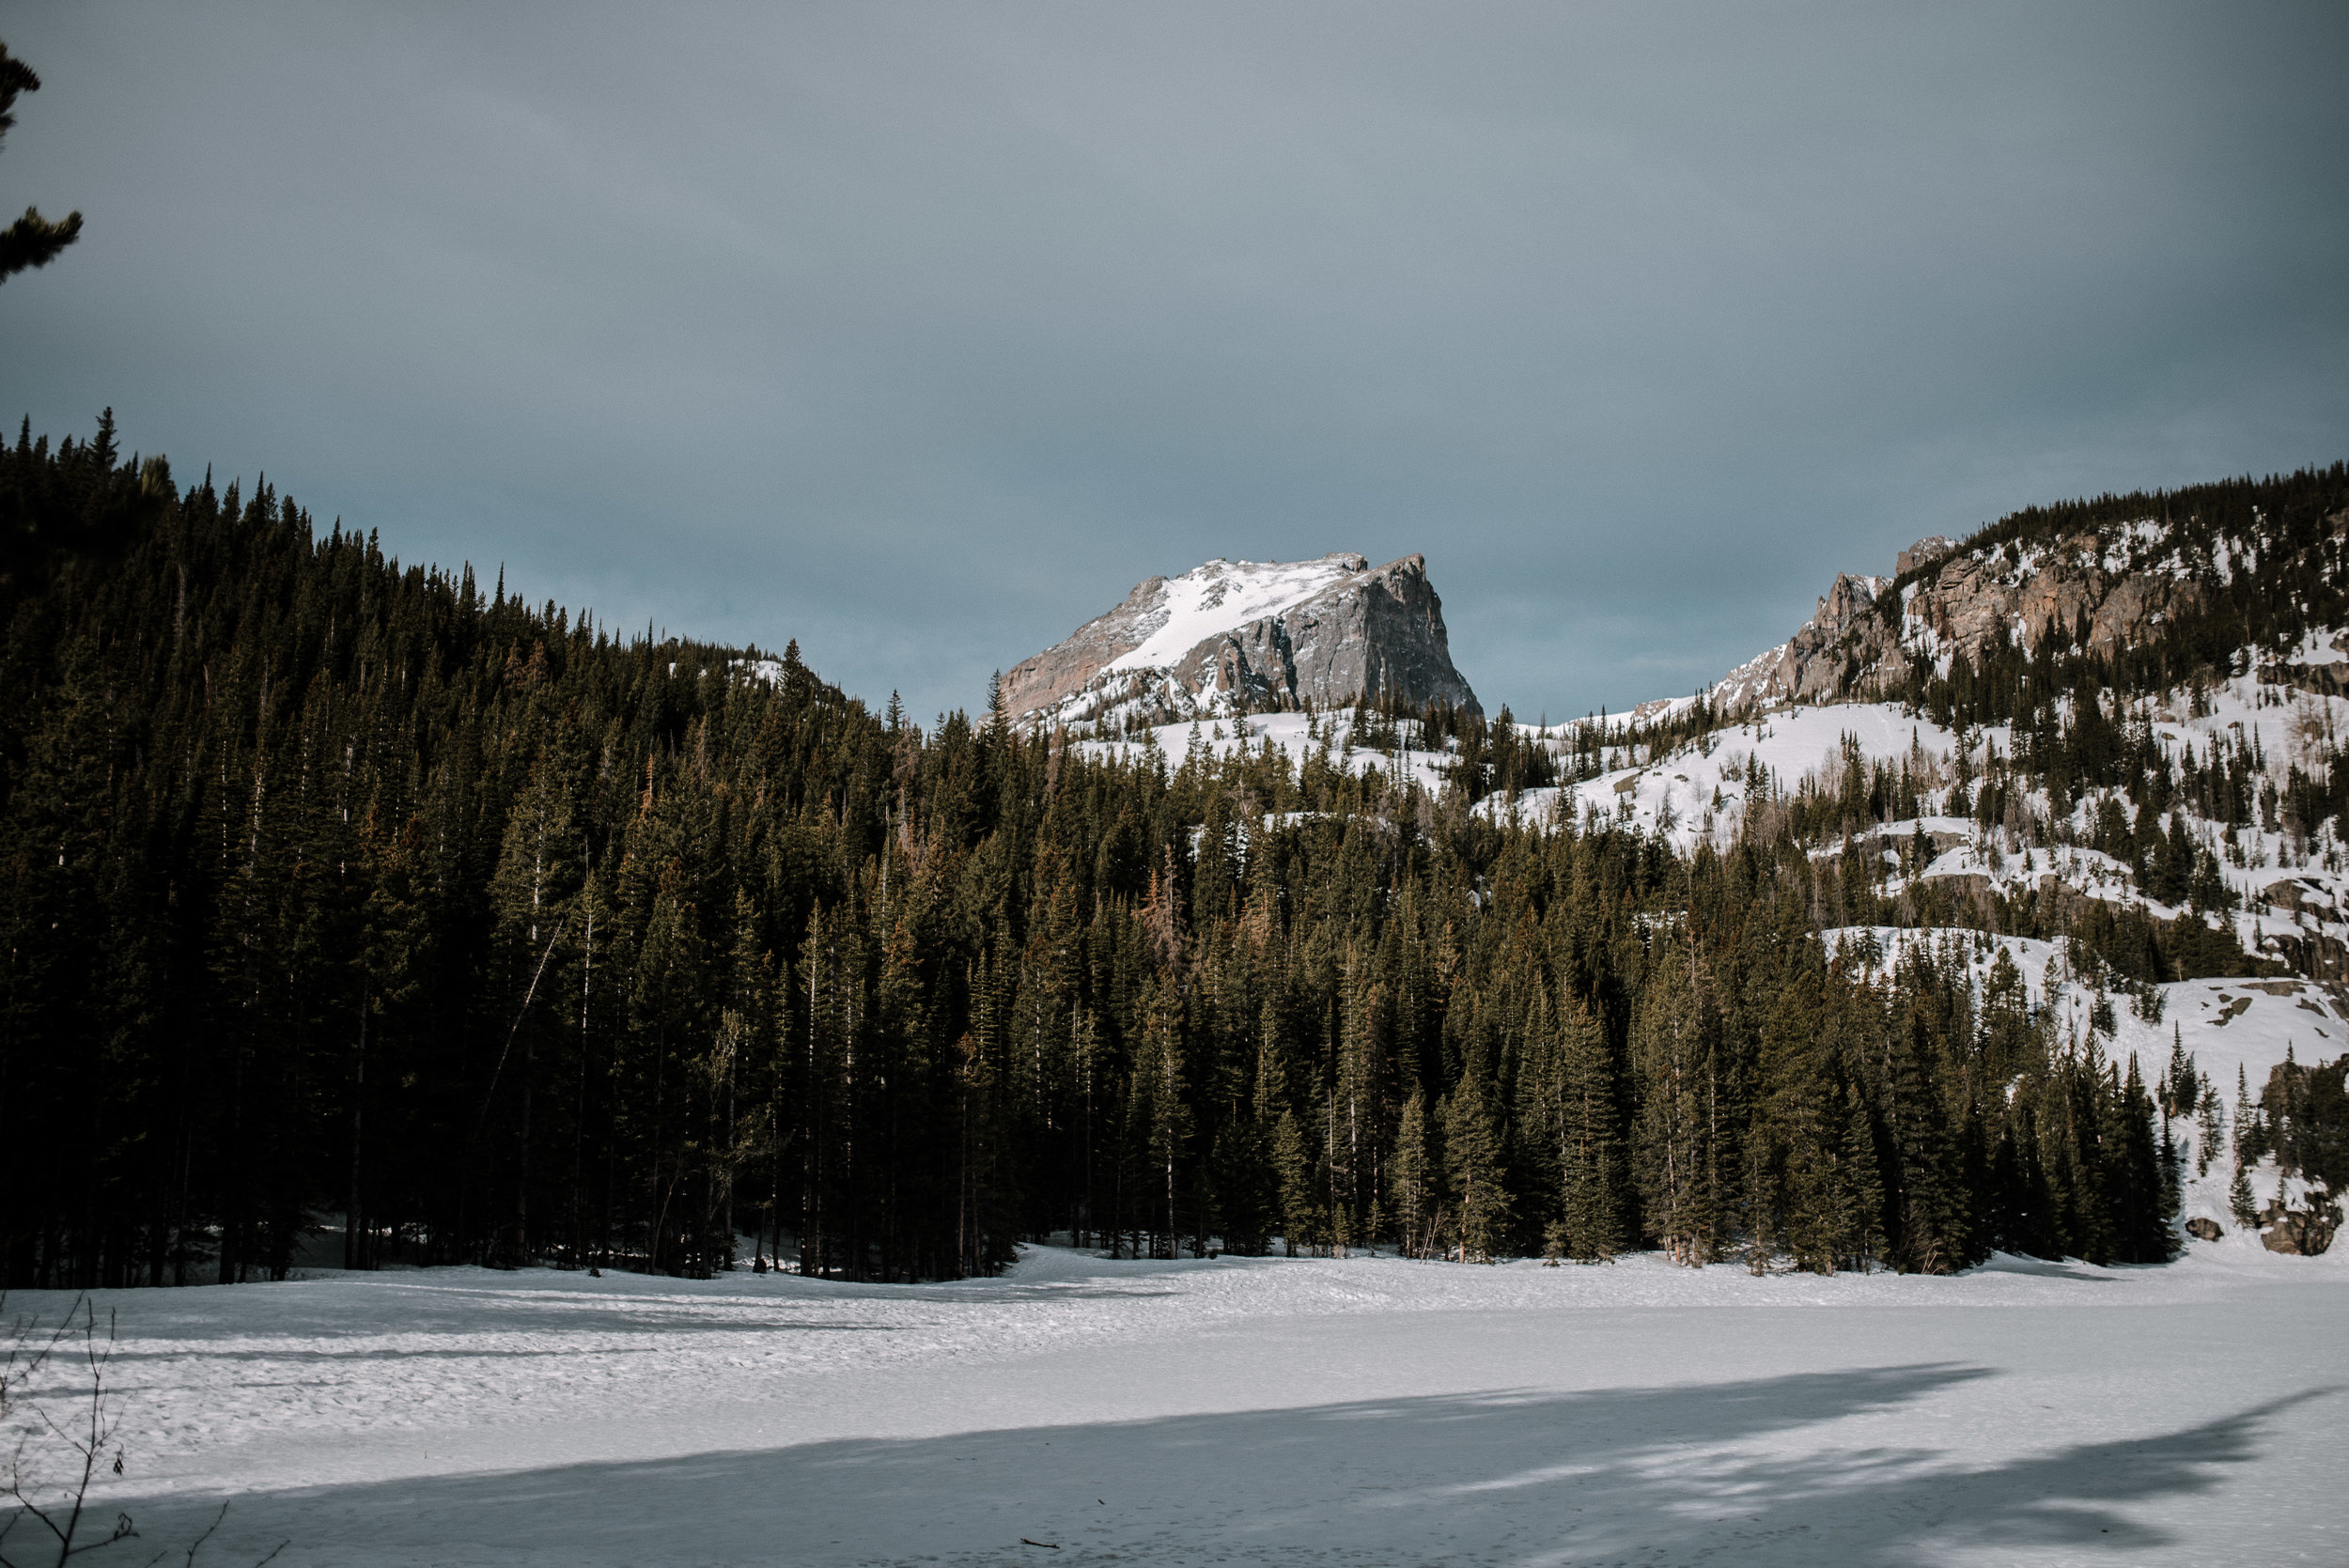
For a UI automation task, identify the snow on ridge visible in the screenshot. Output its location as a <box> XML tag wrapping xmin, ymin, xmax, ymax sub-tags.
<box><xmin>1104</xmin><ymin>555</ymin><xmax>1364</xmax><ymax>675</ymax></box>
<box><xmin>1819</xmin><ymin>923</ymin><xmax>2349</xmax><ymax>1118</ymax></box>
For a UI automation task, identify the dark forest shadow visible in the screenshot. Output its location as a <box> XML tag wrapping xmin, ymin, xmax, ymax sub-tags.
<box><xmin>113</xmin><ymin>1365</ymin><xmax>2330</xmax><ymax>1566</ymax></box>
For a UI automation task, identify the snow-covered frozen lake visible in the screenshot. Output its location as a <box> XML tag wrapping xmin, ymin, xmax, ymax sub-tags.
<box><xmin>13</xmin><ymin>1244</ymin><xmax>2345</xmax><ymax>1566</ymax></box>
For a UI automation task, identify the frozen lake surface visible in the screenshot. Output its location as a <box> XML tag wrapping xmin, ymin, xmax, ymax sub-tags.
<box><xmin>9</xmin><ymin>1243</ymin><xmax>2345</xmax><ymax>1566</ymax></box>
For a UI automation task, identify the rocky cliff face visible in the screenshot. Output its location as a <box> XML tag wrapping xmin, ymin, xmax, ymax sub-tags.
<box><xmin>1709</xmin><ymin>571</ymin><xmax>1894</xmax><ymax>709</ymax></box>
<box><xmin>1002</xmin><ymin>552</ymin><xmax>1480</xmax><ymax>729</ymax></box>
<box><xmin>1705</xmin><ymin>519</ymin><xmax>2238</xmax><ymax>709</ymax></box>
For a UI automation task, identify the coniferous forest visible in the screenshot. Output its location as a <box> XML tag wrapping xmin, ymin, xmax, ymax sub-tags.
<box><xmin>27</xmin><ymin>421</ymin><xmax>2349</xmax><ymax>1291</ymax></box>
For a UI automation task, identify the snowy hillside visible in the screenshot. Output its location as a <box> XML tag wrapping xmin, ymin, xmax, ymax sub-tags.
<box><xmin>1074</xmin><ymin>708</ymin><xmax>1459</xmax><ymax>797</ymax></box>
<box><xmin>1479</xmin><ymin>665</ymin><xmax>2349</xmax><ymax>977</ymax></box>
<box><xmin>1080</xmin><ymin>663</ymin><xmax>2349</xmax><ymax>999</ymax></box>
<box><xmin>1823</xmin><ymin>925</ymin><xmax>2348</xmax><ymax>1252</ymax></box>
<box><xmin>1498</xmin><ymin>702</ymin><xmax>1964</xmax><ymax>846</ymax></box>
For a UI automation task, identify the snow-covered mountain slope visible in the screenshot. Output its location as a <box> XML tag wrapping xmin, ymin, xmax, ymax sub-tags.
<box><xmin>1001</xmin><ymin>552</ymin><xmax>1480</xmax><ymax>731</ymax></box>
<box><xmin>1441</xmin><ymin>475</ymin><xmax>2348</xmax><ymax>982</ymax></box>
<box><xmin>1482</xmin><ymin>671</ymin><xmax>2349</xmax><ymax>977</ymax></box>
<box><xmin>1498</xmin><ymin>703</ymin><xmax>1960</xmax><ymax>846</ymax></box>
<box><xmin>1091</xmin><ymin>675</ymin><xmax>2349</xmax><ymax>990</ymax></box>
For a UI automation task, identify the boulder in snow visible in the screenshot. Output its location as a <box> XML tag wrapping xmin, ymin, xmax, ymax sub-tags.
<box><xmin>2256</xmin><ymin>1200</ymin><xmax>2340</xmax><ymax>1256</ymax></box>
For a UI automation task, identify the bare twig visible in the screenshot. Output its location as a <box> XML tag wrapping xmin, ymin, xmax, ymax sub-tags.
<box><xmin>2</xmin><ymin>1300</ymin><xmax>286</xmax><ymax>1568</ymax></box>
<box><xmin>0</xmin><ymin>1296</ymin><xmax>136</xmax><ymax>1568</ymax></box>
<box><xmin>134</xmin><ymin>1500</ymin><xmax>287</xmax><ymax>1568</ymax></box>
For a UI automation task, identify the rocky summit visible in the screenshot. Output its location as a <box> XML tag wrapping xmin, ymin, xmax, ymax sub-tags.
<box><xmin>1001</xmin><ymin>552</ymin><xmax>1479</xmax><ymax>729</ymax></box>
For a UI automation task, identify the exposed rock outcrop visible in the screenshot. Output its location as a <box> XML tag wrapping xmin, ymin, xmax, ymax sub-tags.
<box><xmin>1705</xmin><ymin>523</ymin><xmax>2224</xmax><ymax>711</ymax></box>
<box><xmin>2258</xmin><ymin>1199</ymin><xmax>2340</xmax><ymax>1256</ymax></box>
<box><xmin>1710</xmin><ymin>572</ymin><xmax>1891</xmax><ymax>709</ymax></box>
<box><xmin>1003</xmin><ymin>553</ymin><xmax>1479</xmax><ymax>729</ymax></box>
<box><xmin>1897</xmin><ymin>536</ymin><xmax>1956</xmax><ymax>577</ymax></box>
<box><xmin>2259</xmin><ymin>633</ymin><xmax>2349</xmax><ymax>698</ymax></box>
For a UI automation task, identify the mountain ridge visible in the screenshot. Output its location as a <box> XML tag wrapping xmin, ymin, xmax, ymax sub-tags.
<box><xmin>1682</xmin><ymin>479</ymin><xmax>2349</xmax><ymax>719</ymax></box>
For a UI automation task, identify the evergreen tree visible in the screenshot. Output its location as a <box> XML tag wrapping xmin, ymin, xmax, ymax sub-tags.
<box><xmin>0</xmin><ymin>40</ymin><xmax>82</xmax><ymax>283</ymax></box>
<box><xmin>1884</xmin><ymin>985</ymin><xmax>1969</xmax><ymax>1273</ymax></box>
<box><xmin>1271</xmin><ymin>1110</ymin><xmax>1318</xmax><ymax>1258</ymax></box>
<box><xmin>1633</xmin><ymin>944</ymin><xmax>1717</xmax><ymax>1265</ymax></box>
<box><xmin>1389</xmin><ymin>1089</ymin><xmax>1439</xmax><ymax>1259</ymax></box>
<box><xmin>1440</xmin><ymin>1067</ymin><xmax>1510</xmax><ymax>1264</ymax></box>
<box><xmin>0</xmin><ymin>419</ymin><xmax>2305</xmax><ymax>1287</ymax></box>
<box><xmin>1554</xmin><ymin>1002</ymin><xmax>1627</xmax><ymax>1263</ymax></box>
<box><xmin>1750</xmin><ymin>968</ymin><xmax>1842</xmax><ymax>1271</ymax></box>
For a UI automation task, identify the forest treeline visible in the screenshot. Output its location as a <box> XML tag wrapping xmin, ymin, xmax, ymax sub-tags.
<box><xmin>0</xmin><ymin>418</ymin><xmax>2215</xmax><ymax>1288</ymax></box>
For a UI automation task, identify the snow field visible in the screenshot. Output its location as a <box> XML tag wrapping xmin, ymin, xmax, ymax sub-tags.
<box><xmin>7</xmin><ymin>1234</ymin><xmax>2344</xmax><ymax>1567</ymax></box>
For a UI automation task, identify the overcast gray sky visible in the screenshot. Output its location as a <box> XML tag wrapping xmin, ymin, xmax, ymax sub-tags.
<box><xmin>3</xmin><ymin>3</ymin><xmax>2344</xmax><ymax>722</ymax></box>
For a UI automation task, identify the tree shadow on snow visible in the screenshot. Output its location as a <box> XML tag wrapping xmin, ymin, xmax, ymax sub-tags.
<box><xmin>122</xmin><ymin>1365</ymin><xmax>2333</xmax><ymax>1567</ymax></box>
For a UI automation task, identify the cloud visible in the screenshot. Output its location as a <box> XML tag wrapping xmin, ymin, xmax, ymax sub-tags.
<box><xmin>2</xmin><ymin>0</ymin><xmax>2344</xmax><ymax>719</ymax></box>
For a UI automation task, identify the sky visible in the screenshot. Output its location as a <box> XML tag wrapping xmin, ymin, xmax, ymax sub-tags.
<box><xmin>3</xmin><ymin>3</ymin><xmax>2345</xmax><ymax>723</ymax></box>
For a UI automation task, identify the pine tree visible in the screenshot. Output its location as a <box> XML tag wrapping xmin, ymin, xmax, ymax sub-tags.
<box><xmin>1753</xmin><ymin>968</ymin><xmax>1840</xmax><ymax>1272</ymax></box>
<box><xmin>4</xmin><ymin>418</ymin><xmax>2326</xmax><ymax>1289</ymax></box>
<box><xmin>2195</xmin><ymin>1079</ymin><xmax>2223</xmax><ymax>1179</ymax></box>
<box><xmin>1271</xmin><ymin>1109</ymin><xmax>1318</xmax><ymax>1257</ymax></box>
<box><xmin>1885</xmin><ymin>1000</ymin><xmax>1969</xmax><ymax>1274</ymax></box>
<box><xmin>1440</xmin><ymin>1069</ymin><xmax>1510</xmax><ymax>1263</ymax></box>
<box><xmin>0</xmin><ymin>41</ymin><xmax>82</xmax><ymax>283</ymax></box>
<box><xmin>1390</xmin><ymin>1089</ymin><xmax>1439</xmax><ymax>1259</ymax></box>
<box><xmin>2229</xmin><ymin>1159</ymin><xmax>2258</xmax><ymax>1228</ymax></box>
<box><xmin>1836</xmin><ymin>1079</ymin><xmax>1886</xmax><ymax>1271</ymax></box>
<box><xmin>1632</xmin><ymin>943</ymin><xmax>1716</xmax><ymax>1265</ymax></box>
<box><xmin>2115</xmin><ymin>1055</ymin><xmax>2178</xmax><ymax>1262</ymax></box>
<box><xmin>2233</xmin><ymin>1063</ymin><xmax>2269</xmax><ymax>1168</ymax></box>
<box><xmin>1555</xmin><ymin>1001</ymin><xmax>1626</xmax><ymax>1263</ymax></box>
<box><xmin>1137</xmin><ymin>976</ymin><xmax>1190</xmax><ymax>1258</ymax></box>
<box><xmin>2162</xmin><ymin>1027</ymin><xmax>2195</xmax><ymax>1119</ymax></box>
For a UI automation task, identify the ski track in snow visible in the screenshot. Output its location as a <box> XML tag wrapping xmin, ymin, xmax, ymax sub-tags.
<box><xmin>8</xmin><ymin>1234</ymin><xmax>2345</xmax><ymax>1567</ymax></box>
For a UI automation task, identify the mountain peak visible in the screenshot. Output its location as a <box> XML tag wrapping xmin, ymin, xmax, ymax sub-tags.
<box><xmin>1003</xmin><ymin>551</ymin><xmax>1477</xmax><ymax>729</ymax></box>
